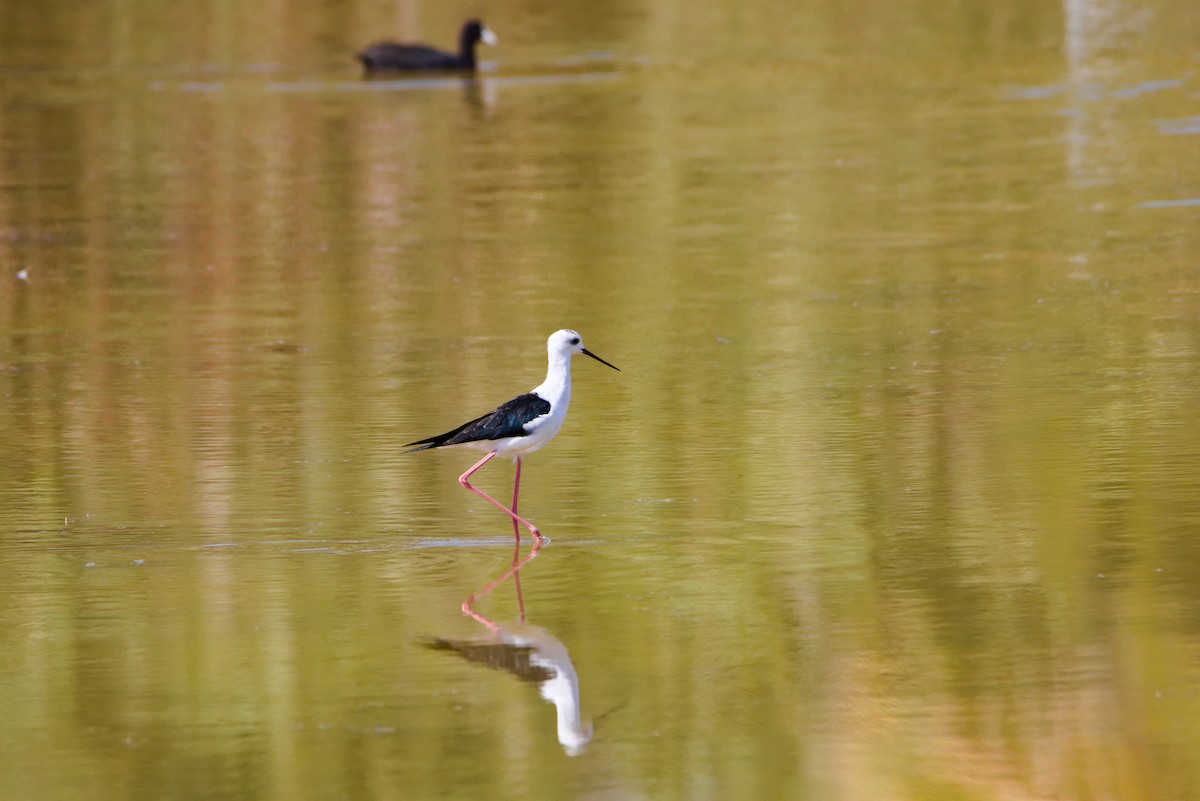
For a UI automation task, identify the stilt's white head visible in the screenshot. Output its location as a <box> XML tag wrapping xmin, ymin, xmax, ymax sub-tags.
<box><xmin>548</xmin><ymin>329</ymin><xmax>620</xmax><ymax>371</ymax></box>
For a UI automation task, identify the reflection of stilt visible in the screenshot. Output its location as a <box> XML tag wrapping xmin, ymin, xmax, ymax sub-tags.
<box><xmin>461</xmin><ymin>537</ymin><xmax>541</xmax><ymax>632</ymax></box>
<box><xmin>429</xmin><ymin>539</ymin><xmax>593</xmax><ymax>755</ymax></box>
<box><xmin>509</xmin><ymin>471</ymin><xmax>527</xmax><ymax>617</ymax></box>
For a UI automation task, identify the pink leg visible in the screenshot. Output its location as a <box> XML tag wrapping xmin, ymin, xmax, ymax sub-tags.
<box><xmin>459</xmin><ymin>451</ymin><xmax>543</xmax><ymax>542</ymax></box>
<box><xmin>461</xmin><ymin>536</ymin><xmax>543</xmax><ymax>631</ymax></box>
<box><xmin>508</xmin><ymin>457</ymin><xmax>530</xmax><ymax>612</ymax></box>
<box><xmin>510</xmin><ymin>457</ymin><xmax>523</xmax><ymax>541</ymax></box>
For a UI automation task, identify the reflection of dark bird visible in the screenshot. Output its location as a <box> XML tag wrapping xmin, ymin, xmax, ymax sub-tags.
<box><xmin>405</xmin><ymin>330</ymin><xmax>619</xmax><ymax>542</ymax></box>
<box><xmin>426</xmin><ymin>623</ymin><xmax>593</xmax><ymax>755</ymax></box>
<box><xmin>358</xmin><ymin>19</ymin><xmax>498</xmax><ymax>73</ymax></box>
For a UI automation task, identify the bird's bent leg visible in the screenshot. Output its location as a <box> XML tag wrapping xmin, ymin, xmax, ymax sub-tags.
<box><xmin>458</xmin><ymin>451</ymin><xmax>543</xmax><ymax>541</ymax></box>
<box><xmin>459</xmin><ymin>450</ymin><xmax>498</xmax><ymax>484</ymax></box>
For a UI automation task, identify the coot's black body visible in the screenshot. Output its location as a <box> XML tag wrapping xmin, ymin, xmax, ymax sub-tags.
<box><xmin>358</xmin><ymin>19</ymin><xmax>497</xmax><ymax>73</ymax></box>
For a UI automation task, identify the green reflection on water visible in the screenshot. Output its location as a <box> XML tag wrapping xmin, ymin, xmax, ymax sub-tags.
<box><xmin>2</xmin><ymin>1</ymin><xmax>1200</xmax><ymax>800</ymax></box>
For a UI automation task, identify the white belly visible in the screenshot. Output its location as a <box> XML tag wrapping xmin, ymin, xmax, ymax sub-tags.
<box><xmin>477</xmin><ymin>407</ymin><xmax>564</xmax><ymax>459</ymax></box>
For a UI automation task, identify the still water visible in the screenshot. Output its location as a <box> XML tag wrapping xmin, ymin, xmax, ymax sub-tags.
<box><xmin>2</xmin><ymin>0</ymin><xmax>1199</xmax><ymax>799</ymax></box>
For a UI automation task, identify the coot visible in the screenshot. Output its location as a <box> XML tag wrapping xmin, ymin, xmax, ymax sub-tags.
<box><xmin>358</xmin><ymin>19</ymin><xmax>498</xmax><ymax>73</ymax></box>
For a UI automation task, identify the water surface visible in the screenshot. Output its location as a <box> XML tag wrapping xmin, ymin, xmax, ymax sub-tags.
<box><xmin>2</xmin><ymin>1</ymin><xmax>1199</xmax><ymax>799</ymax></box>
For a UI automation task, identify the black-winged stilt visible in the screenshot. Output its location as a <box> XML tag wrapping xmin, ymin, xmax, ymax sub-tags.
<box><xmin>405</xmin><ymin>329</ymin><xmax>619</xmax><ymax>542</ymax></box>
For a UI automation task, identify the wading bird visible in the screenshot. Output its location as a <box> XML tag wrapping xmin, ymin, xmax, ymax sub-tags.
<box><xmin>406</xmin><ymin>330</ymin><xmax>619</xmax><ymax>542</ymax></box>
<box><xmin>358</xmin><ymin>19</ymin><xmax>498</xmax><ymax>73</ymax></box>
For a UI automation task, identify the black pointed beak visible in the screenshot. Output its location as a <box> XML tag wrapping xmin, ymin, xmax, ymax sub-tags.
<box><xmin>582</xmin><ymin>348</ymin><xmax>620</xmax><ymax>371</ymax></box>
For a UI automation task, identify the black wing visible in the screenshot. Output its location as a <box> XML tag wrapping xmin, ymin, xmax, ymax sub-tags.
<box><xmin>405</xmin><ymin>393</ymin><xmax>551</xmax><ymax>452</ymax></box>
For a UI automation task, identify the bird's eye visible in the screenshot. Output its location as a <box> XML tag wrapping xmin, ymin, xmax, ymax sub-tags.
<box><xmin>569</xmin><ymin>337</ymin><xmax>580</xmax><ymax>345</ymax></box>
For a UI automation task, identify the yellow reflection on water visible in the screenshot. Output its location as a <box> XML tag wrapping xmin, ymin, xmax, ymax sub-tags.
<box><xmin>1</xmin><ymin>0</ymin><xmax>1199</xmax><ymax>799</ymax></box>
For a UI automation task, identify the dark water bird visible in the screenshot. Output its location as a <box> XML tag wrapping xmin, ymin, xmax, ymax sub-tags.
<box><xmin>358</xmin><ymin>19</ymin><xmax>498</xmax><ymax>73</ymax></box>
<box><xmin>405</xmin><ymin>330</ymin><xmax>619</xmax><ymax>542</ymax></box>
